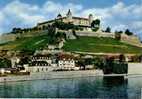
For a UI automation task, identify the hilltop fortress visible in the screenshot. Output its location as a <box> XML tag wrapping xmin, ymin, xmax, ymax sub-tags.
<box><xmin>36</xmin><ymin>9</ymin><xmax>142</xmax><ymax>47</ymax></box>
<box><xmin>0</xmin><ymin>9</ymin><xmax>141</xmax><ymax>47</ymax></box>
<box><xmin>37</xmin><ymin>9</ymin><xmax>94</xmax><ymax>31</ymax></box>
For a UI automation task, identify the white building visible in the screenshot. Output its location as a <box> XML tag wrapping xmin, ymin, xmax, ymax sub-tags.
<box><xmin>24</xmin><ymin>61</ymin><xmax>54</xmax><ymax>73</ymax></box>
<box><xmin>11</xmin><ymin>57</ymin><xmax>20</xmax><ymax>68</ymax></box>
<box><xmin>31</xmin><ymin>54</ymin><xmax>52</xmax><ymax>65</ymax></box>
<box><xmin>58</xmin><ymin>59</ymin><xmax>75</xmax><ymax>70</ymax></box>
<box><xmin>57</xmin><ymin>54</ymin><xmax>76</xmax><ymax>70</ymax></box>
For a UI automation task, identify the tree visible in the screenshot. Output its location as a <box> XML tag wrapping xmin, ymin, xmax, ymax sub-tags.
<box><xmin>11</xmin><ymin>28</ymin><xmax>22</xmax><ymax>34</ymax></box>
<box><xmin>91</xmin><ymin>19</ymin><xmax>100</xmax><ymax>27</ymax></box>
<box><xmin>47</xmin><ymin>25</ymin><xmax>56</xmax><ymax>44</ymax></box>
<box><xmin>93</xmin><ymin>57</ymin><xmax>104</xmax><ymax>69</ymax></box>
<box><xmin>105</xmin><ymin>27</ymin><xmax>111</xmax><ymax>33</ymax></box>
<box><xmin>119</xmin><ymin>54</ymin><xmax>125</xmax><ymax>62</ymax></box>
<box><xmin>125</xmin><ymin>29</ymin><xmax>133</xmax><ymax>35</ymax></box>
<box><xmin>0</xmin><ymin>58</ymin><xmax>11</xmax><ymax>68</ymax></box>
<box><xmin>72</xmin><ymin>30</ymin><xmax>79</xmax><ymax>39</ymax></box>
<box><xmin>19</xmin><ymin>57</ymin><xmax>30</xmax><ymax>65</ymax></box>
<box><xmin>91</xmin><ymin>19</ymin><xmax>100</xmax><ymax>32</ymax></box>
<box><xmin>53</xmin><ymin>21</ymin><xmax>74</xmax><ymax>30</ymax></box>
<box><xmin>77</xmin><ymin>59</ymin><xmax>86</xmax><ymax>70</ymax></box>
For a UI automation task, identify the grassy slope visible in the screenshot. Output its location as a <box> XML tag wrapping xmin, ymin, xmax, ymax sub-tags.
<box><xmin>0</xmin><ymin>35</ymin><xmax>49</xmax><ymax>51</ymax></box>
<box><xmin>0</xmin><ymin>35</ymin><xmax>142</xmax><ymax>54</ymax></box>
<box><xmin>63</xmin><ymin>37</ymin><xmax>142</xmax><ymax>54</ymax></box>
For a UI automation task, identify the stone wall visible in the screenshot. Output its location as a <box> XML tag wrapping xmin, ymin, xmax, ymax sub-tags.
<box><xmin>121</xmin><ymin>34</ymin><xmax>142</xmax><ymax>47</ymax></box>
<box><xmin>128</xmin><ymin>63</ymin><xmax>142</xmax><ymax>74</ymax></box>
<box><xmin>0</xmin><ymin>70</ymin><xmax>103</xmax><ymax>83</ymax></box>
<box><xmin>0</xmin><ymin>30</ymin><xmax>48</xmax><ymax>44</ymax></box>
<box><xmin>59</xmin><ymin>30</ymin><xmax>142</xmax><ymax>47</ymax></box>
<box><xmin>76</xmin><ymin>31</ymin><xmax>115</xmax><ymax>38</ymax></box>
<box><xmin>0</xmin><ymin>34</ymin><xmax>17</xmax><ymax>44</ymax></box>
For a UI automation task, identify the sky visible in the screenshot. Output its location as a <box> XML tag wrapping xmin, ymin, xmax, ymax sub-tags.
<box><xmin>0</xmin><ymin>0</ymin><xmax>142</xmax><ymax>39</ymax></box>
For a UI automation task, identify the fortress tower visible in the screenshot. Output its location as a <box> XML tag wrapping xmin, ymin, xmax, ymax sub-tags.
<box><xmin>66</xmin><ymin>9</ymin><xmax>72</xmax><ymax>22</ymax></box>
<box><xmin>57</xmin><ymin>13</ymin><xmax>62</xmax><ymax>19</ymax></box>
<box><xmin>89</xmin><ymin>14</ymin><xmax>93</xmax><ymax>25</ymax></box>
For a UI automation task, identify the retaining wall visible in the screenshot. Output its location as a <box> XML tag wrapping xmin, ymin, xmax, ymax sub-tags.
<box><xmin>128</xmin><ymin>63</ymin><xmax>142</xmax><ymax>75</ymax></box>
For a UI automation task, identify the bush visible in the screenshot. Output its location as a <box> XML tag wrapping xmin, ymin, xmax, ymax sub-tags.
<box><xmin>105</xmin><ymin>27</ymin><xmax>111</xmax><ymax>33</ymax></box>
<box><xmin>125</xmin><ymin>29</ymin><xmax>133</xmax><ymax>36</ymax></box>
<box><xmin>103</xmin><ymin>57</ymin><xmax>128</xmax><ymax>74</ymax></box>
<box><xmin>112</xmin><ymin>62</ymin><xmax>128</xmax><ymax>74</ymax></box>
<box><xmin>0</xmin><ymin>58</ymin><xmax>11</xmax><ymax>68</ymax></box>
<box><xmin>91</xmin><ymin>19</ymin><xmax>100</xmax><ymax>28</ymax></box>
<box><xmin>92</xmin><ymin>27</ymin><xmax>99</xmax><ymax>32</ymax></box>
<box><xmin>93</xmin><ymin>57</ymin><xmax>105</xmax><ymax>69</ymax></box>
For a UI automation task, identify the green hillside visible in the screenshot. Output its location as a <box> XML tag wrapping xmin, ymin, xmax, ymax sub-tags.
<box><xmin>0</xmin><ymin>35</ymin><xmax>142</xmax><ymax>54</ymax></box>
<box><xmin>0</xmin><ymin>35</ymin><xmax>49</xmax><ymax>51</ymax></box>
<box><xmin>63</xmin><ymin>37</ymin><xmax>142</xmax><ymax>54</ymax></box>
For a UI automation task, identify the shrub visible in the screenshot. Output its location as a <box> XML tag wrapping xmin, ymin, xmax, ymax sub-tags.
<box><xmin>0</xmin><ymin>58</ymin><xmax>11</xmax><ymax>68</ymax></box>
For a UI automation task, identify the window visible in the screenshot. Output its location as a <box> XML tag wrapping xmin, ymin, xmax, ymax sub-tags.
<box><xmin>37</xmin><ymin>68</ymin><xmax>39</xmax><ymax>72</ymax></box>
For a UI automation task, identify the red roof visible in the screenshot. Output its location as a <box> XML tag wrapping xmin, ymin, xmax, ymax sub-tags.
<box><xmin>58</xmin><ymin>53</ymin><xmax>75</xmax><ymax>60</ymax></box>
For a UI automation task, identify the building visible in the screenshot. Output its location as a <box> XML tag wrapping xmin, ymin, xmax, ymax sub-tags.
<box><xmin>23</xmin><ymin>54</ymin><xmax>56</xmax><ymax>73</ymax></box>
<box><xmin>24</xmin><ymin>61</ymin><xmax>54</xmax><ymax>73</ymax></box>
<box><xmin>11</xmin><ymin>57</ymin><xmax>20</xmax><ymax>68</ymax></box>
<box><xmin>31</xmin><ymin>54</ymin><xmax>52</xmax><ymax>65</ymax></box>
<box><xmin>37</xmin><ymin>9</ymin><xmax>95</xmax><ymax>31</ymax></box>
<box><xmin>57</xmin><ymin>53</ymin><xmax>77</xmax><ymax>70</ymax></box>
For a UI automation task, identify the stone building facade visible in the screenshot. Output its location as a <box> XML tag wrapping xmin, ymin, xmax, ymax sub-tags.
<box><xmin>37</xmin><ymin>9</ymin><xmax>94</xmax><ymax>31</ymax></box>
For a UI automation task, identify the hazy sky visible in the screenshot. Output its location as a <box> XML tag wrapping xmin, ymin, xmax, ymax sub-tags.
<box><xmin>0</xmin><ymin>0</ymin><xmax>141</xmax><ymax>39</ymax></box>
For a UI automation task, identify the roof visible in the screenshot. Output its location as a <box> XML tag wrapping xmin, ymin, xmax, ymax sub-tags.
<box><xmin>72</xmin><ymin>17</ymin><xmax>88</xmax><ymax>20</ymax></box>
<box><xmin>57</xmin><ymin>53</ymin><xmax>75</xmax><ymax>60</ymax></box>
<box><xmin>37</xmin><ymin>16</ymin><xmax>90</xmax><ymax>26</ymax></box>
<box><xmin>30</xmin><ymin>61</ymin><xmax>50</xmax><ymax>66</ymax></box>
<box><xmin>38</xmin><ymin>17</ymin><xmax>66</xmax><ymax>25</ymax></box>
<box><xmin>57</xmin><ymin>13</ymin><xmax>62</xmax><ymax>17</ymax></box>
<box><xmin>32</xmin><ymin>54</ymin><xmax>52</xmax><ymax>58</ymax></box>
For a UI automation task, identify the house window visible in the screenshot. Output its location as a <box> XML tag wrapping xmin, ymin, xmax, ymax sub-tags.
<box><xmin>37</xmin><ymin>68</ymin><xmax>39</xmax><ymax>72</ymax></box>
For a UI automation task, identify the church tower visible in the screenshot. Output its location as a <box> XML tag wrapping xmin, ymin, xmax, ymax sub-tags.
<box><xmin>89</xmin><ymin>14</ymin><xmax>93</xmax><ymax>25</ymax></box>
<box><xmin>66</xmin><ymin>9</ymin><xmax>72</xmax><ymax>22</ymax></box>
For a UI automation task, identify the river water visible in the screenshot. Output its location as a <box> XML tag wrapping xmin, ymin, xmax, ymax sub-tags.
<box><xmin>0</xmin><ymin>76</ymin><xmax>142</xmax><ymax>99</ymax></box>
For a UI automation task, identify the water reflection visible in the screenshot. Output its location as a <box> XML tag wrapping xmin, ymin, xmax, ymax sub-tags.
<box><xmin>0</xmin><ymin>76</ymin><xmax>141</xmax><ymax>98</ymax></box>
<box><xmin>103</xmin><ymin>76</ymin><xmax>128</xmax><ymax>99</ymax></box>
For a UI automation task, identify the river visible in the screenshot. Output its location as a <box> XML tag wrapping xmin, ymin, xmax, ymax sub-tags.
<box><xmin>0</xmin><ymin>76</ymin><xmax>141</xmax><ymax>98</ymax></box>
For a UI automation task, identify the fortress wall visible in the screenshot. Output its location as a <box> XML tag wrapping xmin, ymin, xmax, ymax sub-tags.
<box><xmin>58</xmin><ymin>30</ymin><xmax>142</xmax><ymax>47</ymax></box>
<box><xmin>76</xmin><ymin>31</ymin><xmax>115</xmax><ymax>38</ymax></box>
<box><xmin>0</xmin><ymin>34</ymin><xmax>17</xmax><ymax>44</ymax></box>
<box><xmin>121</xmin><ymin>34</ymin><xmax>142</xmax><ymax>47</ymax></box>
<box><xmin>0</xmin><ymin>30</ymin><xmax>48</xmax><ymax>44</ymax></box>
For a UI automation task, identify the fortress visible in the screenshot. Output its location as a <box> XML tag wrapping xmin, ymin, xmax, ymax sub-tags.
<box><xmin>37</xmin><ymin>9</ymin><xmax>94</xmax><ymax>31</ymax></box>
<box><xmin>0</xmin><ymin>9</ymin><xmax>141</xmax><ymax>48</ymax></box>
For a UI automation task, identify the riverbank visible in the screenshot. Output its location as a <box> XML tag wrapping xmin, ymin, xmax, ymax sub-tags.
<box><xmin>1</xmin><ymin>69</ymin><xmax>142</xmax><ymax>83</ymax></box>
<box><xmin>0</xmin><ymin>70</ymin><xmax>104</xmax><ymax>83</ymax></box>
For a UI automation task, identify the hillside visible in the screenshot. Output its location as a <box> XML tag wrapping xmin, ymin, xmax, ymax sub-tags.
<box><xmin>0</xmin><ymin>35</ymin><xmax>142</xmax><ymax>54</ymax></box>
<box><xmin>63</xmin><ymin>37</ymin><xmax>142</xmax><ymax>54</ymax></box>
<box><xmin>0</xmin><ymin>35</ymin><xmax>49</xmax><ymax>51</ymax></box>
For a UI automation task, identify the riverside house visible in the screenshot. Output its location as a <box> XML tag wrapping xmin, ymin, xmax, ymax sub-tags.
<box><xmin>24</xmin><ymin>54</ymin><xmax>54</xmax><ymax>73</ymax></box>
<box><xmin>24</xmin><ymin>61</ymin><xmax>54</xmax><ymax>73</ymax></box>
<box><xmin>57</xmin><ymin>53</ymin><xmax>79</xmax><ymax>70</ymax></box>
